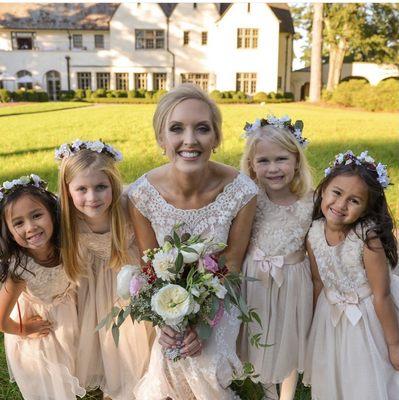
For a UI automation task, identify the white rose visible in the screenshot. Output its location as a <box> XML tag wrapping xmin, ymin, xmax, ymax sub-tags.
<box><xmin>30</xmin><ymin>174</ymin><xmax>42</xmax><ymax>187</ymax></box>
<box><xmin>71</xmin><ymin>139</ymin><xmax>83</xmax><ymax>150</ymax></box>
<box><xmin>209</xmin><ymin>276</ymin><xmax>227</xmax><ymax>299</ymax></box>
<box><xmin>116</xmin><ymin>264</ymin><xmax>141</xmax><ymax>299</ymax></box>
<box><xmin>181</xmin><ymin>242</ymin><xmax>205</xmax><ymax>264</ymax></box>
<box><xmin>0</xmin><ymin>192</ymin><xmax>3</xmax><ymax>201</ymax></box>
<box><xmin>324</xmin><ymin>167</ymin><xmax>331</xmax><ymax>176</ymax></box>
<box><xmin>152</xmin><ymin>249</ymin><xmax>177</xmax><ymax>281</ymax></box>
<box><xmin>151</xmin><ymin>284</ymin><xmax>192</xmax><ymax>326</ymax></box>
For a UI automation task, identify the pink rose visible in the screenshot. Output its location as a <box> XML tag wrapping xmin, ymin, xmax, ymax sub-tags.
<box><xmin>129</xmin><ymin>275</ymin><xmax>147</xmax><ymax>297</ymax></box>
<box><xmin>203</xmin><ymin>255</ymin><xmax>219</xmax><ymax>273</ymax></box>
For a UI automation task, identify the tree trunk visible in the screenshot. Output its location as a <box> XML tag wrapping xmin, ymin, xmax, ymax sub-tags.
<box><xmin>327</xmin><ymin>37</ymin><xmax>347</xmax><ymax>90</ymax></box>
<box><xmin>309</xmin><ymin>3</ymin><xmax>323</xmax><ymax>102</ymax></box>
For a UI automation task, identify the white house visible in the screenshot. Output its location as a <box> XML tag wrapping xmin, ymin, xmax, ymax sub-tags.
<box><xmin>0</xmin><ymin>3</ymin><xmax>295</xmax><ymax>99</ymax></box>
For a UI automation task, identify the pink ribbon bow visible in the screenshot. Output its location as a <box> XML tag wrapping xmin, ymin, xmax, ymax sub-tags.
<box><xmin>325</xmin><ymin>288</ymin><xmax>363</xmax><ymax>327</ymax></box>
<box><xmin>253</xmin><ymin>247</ymin><xmax>285</xmax><ymax>287</ymax></box>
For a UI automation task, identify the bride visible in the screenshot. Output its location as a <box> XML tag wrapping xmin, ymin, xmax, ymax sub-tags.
<box><xmin>127</xmin><ymin>84</ymin><xmax>257</xmax><ymax>399</ymax></box>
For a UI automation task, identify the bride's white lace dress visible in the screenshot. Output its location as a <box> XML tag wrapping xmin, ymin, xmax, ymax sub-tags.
<box><xmin>127</xmin><ymin>172</ymin><xmax>258</xmax><ymax>400</ymax></box>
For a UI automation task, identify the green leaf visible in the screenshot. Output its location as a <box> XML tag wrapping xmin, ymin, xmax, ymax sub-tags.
<box><xmin>117</xmin><ymin>309</ymin><xmax>126</xmax><ymax>327</ymax></box>
<box><xmin>209</xmin><ymin>295</ymin><xmax>220</xmax><ymax>319</ymax></box>
<box><xmin>224</xmin><ymin>294</ymin><xmax>232</xmax><ymax>313</ymax></box>
<box><xmin>250</xmin><ymin>309</ymin><xmax>263</xmax><ymax>329</ymax></box>
<box><xmin>111</xmin><ymin>306</ymin><xmax>120</xmax><ymax>318</ymax></box>
<box><xmin>123</xmin><ymin>305</ymin><xmax>132</xmax><ymax>320</ymax></box>
<box><xmin>218</xmin><ymin>255</ymin><xmax>226</xmax><ymax>268</ymax></box>
<box><xmin>95</xmin><ymin>313</ymin><xmax>110</xmax><ymax>332</ymax></box>
<box><xmin>196</xmin><ymin>322</ymin><xmax>212</xmax><ymax>340</ymax></box>
<box><xmin>175</xmin><ymin>252</ymin><xmax>183</xmax><ymax>273</ymax></box>
<box><xmin>180</xmin><ymin>246</ymin><xmax>198</xmax><ymax>254</ymax></box>
<box><xmin>173</xmin><ymin>230</ymin><xmax>181</xmax><ymax>247</ymax></box>
<box><xmin>112</xmin><ymin>323</ymin><xmax>120</xmax><ymax>347</ymax></box>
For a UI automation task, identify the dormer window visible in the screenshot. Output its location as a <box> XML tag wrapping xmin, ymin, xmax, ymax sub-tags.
<box><xmin>11</xmin><ymin>32</ymin><xmax>36</xmax><ymax>50</ymax></box>
<box><xmin>73</xmin><ymin>34</ymin><xmax>83</xmax><ymax>49</ymax></box>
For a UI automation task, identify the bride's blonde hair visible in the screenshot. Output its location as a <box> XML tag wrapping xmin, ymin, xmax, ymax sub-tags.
<box><xmin>58</xmin><ymin>150</ymin><xmax>128</xmax><ymax>282</ymax></box>
<box><xmin>240</xmin><ymin>125</ymin><xmax>313</xmax><ymax>198</ymax></box>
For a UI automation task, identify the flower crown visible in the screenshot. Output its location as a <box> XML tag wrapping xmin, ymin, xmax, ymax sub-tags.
<box><xmin>55</xmin><ymin>139</ymin><xmax>123</xmax><ymax>162</ymax></box>
<box><xmin>0</xmin><ymin>174</ymin><xmax>47</xmax><ymax>203</ymax></box>
<box><xmin>324</xmin><ymin>150</ymin><xmax>390</xmax><ymax>189</ymax></box>
<box><xmin>242</xmin><ymin>114</ymin><xmax>309</xmax><ymax>148</ymax></box>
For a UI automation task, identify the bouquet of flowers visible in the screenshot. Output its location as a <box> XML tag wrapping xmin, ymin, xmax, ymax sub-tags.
<box><xmin>98</xmin><ymin>225</ymin><xmax>264</xmax><ymax>358</ymax></box>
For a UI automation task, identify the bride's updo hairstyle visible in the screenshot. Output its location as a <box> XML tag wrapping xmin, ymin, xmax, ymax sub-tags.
<box><xmin>153</xmin><ymin>83</ymin><xmax>223</xmax><ymax>148</ymax></box>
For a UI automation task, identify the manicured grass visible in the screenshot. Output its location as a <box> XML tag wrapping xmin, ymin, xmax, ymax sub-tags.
<box><xmin>0</xmin><ymin>102</ymin><xmax>397</xmax><ymax>399</ymax></box>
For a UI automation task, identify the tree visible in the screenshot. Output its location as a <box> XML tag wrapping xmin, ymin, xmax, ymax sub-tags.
<box><xmin>309</xmin><ymin>3</ymin><xmax>323</xmax><ymax>102</ymax></box>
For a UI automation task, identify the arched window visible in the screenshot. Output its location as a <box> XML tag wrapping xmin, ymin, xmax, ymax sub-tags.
<box><xmin>16</xmin><ymin>70</ymin><xmax>33</xmax><ymax>89</ymax></box>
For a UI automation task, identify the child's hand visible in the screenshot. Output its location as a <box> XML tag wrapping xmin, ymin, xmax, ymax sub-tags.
<box><xmin>388</xmin><ymin>343</ymin><xmax>399</xmax><ymax>370</ymax></box>
<box><xmin>21</xmin><ymin>315</ymin><xmax>52</xmax><ymax>338</ymax></box>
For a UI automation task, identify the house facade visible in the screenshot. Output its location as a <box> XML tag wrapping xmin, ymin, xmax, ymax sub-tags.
<box><xmin>0</xmin><ymin>3</ymin><xmax>294</xmax><ymax>100</ymax></box>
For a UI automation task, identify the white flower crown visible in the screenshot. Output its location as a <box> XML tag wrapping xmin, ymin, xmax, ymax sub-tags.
<box><xmin>324</xmin><ymin>150</ymin><xmax>390</xmax><ymax>189</ymax></box>
<box><xmin>242</xmin><ymin>114</ymin><xmax>309</xmax><ymax>148</ymax></box>
<box><xmin>55</xmin><ymin>139</ymin><xmax>123</xmax><ymax>162</ymax></box>
<box><xmin>0</xmin><ymin>174</ymin><xmax>47</xmax><ymax>202</ymax></box>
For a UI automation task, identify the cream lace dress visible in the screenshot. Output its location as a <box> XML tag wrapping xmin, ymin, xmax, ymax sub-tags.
<box><xmin>75</xmin><ymin>219</ymin><xmax>152</xmax><ymax>400</ymax></box>
<box><xmin>303</xmin><ymin>219</ymin><xmax>399</xmax><ymax>400</ymax></box>
<box><xmin>240</xmin><ymin>189</ymin><xmax>313</xmax><ymax>384</ymax></box>
<box><xmin>128</xmin><ymin>172</ymin><xmax>258</xmax><ymax>400</ymax></box>
<box><xmin>4</xmin><ymin>257</ymin><xmax>85</xmax><ymax>400</ymax></box>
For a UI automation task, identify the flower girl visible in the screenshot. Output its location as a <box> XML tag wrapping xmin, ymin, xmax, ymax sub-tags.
<box><xmin>240</xmin><ymin>116</ymin><xmax>314</xmax><ymax>400</ymax></box>
<box><xmin>56</xmin><ymin>140</ymin><xmax>152</xmax><ymax>400</ymax></box>
<box><xmin>304</xmin><ymin>150</ymin><xmax>399</xmax><ymax>399</ymax></box>
<box><xmin>0</xmin><ymin>174</ymin><xmax>85</xmax><ymax>400</ymax></box>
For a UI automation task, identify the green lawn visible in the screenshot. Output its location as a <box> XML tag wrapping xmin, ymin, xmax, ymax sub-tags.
<box><xmin>0</xmin><ymin>102</ymin><xmax>397</xmax><ymax>399</ymax></box>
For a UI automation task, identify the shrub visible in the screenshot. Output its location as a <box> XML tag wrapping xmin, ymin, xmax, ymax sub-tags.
<box><xmin>137</xmin><ymin>88</ymin><xmax>146</xmax><ymax>98</ymax></box>
<box><xmin>36</xmin><ymin>91</ymin><xmax>49</xmax><ymax>102</ymax></box>
<box><xmin>85</xmin><ymin>89</ymin><xmax>92</xmax><ymax>99</ymax></box>
<box><xmin>283</xmin><ymin>92</ymin><xmax>294</xmax><ymax>100</ymax></box>
<box><xmin>75</xmin><ymin>89</ymin><xmax>85</xmax><ymax>100</ymax></box>
<box><xmin>210</xmin><ymin>90</ymin><xmax>224</xmax><ymax>101</ymax></box>
<box><xmin>114</xmin><ymin>90</ymin><xmax>127</xmax><ymax>98</ymax></box>
<box><xmin>128</xmin><ymin>90</ymin><xmax>139</xmax><ymax>98</ymax></box>
<box><xmin>373</xmin><ymin>79</ymin><xmax>399</xmax><ymax>112</ymax></box>
<box><xmin>153</xmin><ymin>89</ymin><xmax>167</xmax><ymax>101</ymax></box>
<box><xmin>232</xmin><ymin>91</ymin><xmax>246</xmax><ymax>100</ymax></box>
<box><xmin>106</xmin><ymin>90</ymin><xmax>114</xmax><ymax>98</ymax></box>
<box><xmin>331</xmin><ymin>79</ymin><xmax>369</xmax><ymax>107</ymax></box>
<box><xmin>92</xmin><ymin>89</ymin><xmax>107</xmax><ymax>98</ymax></box>
<box><xmin>144</xmin><ymin>90</ymin><xmax>154</xmax><ymax>99</ymax></box>
<box><xmin>222</xmin><ymin>91</ymin><xmax>232</xmax><ymax>99</ymax></box>
<box><xmin>268</xmin><ymin>92</ymin><xmax>276</xmax><ymax>99</ymax></box>
<box><xmin>253</xmin><ymin>92</ymin><xmax>268</xmax><ymax>102</ymax></box>
<box><xmin>59</xmin><ymin>90</ymin><xmax>75</xmax><ymax>101</ymax></box>
<box><xmin>0</xmin><ymin>89</ymin><xmax>11</xmax><ymax>102</ymax></box>
<box><xmin>322</xmin><ymin>89</ymin><xmax>333</xmax><ymax>102</ymax></box>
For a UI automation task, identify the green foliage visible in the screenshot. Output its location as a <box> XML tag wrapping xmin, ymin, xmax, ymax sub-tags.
<box><xmin>85</xmin><ymin>89</ymin><xmax>92</xmax><ymax>99</ymax></box>
<box><xmin>59</xmin><ymin>90</ymin><xmax>75</xmax><ymax>101</ymax></box>
<box><xmin>92</xmin><ymin>88</ymin><xmax>107</xmax><ymax>98</ymax></box>
<box><xmin>210</xmin><ymin>90</ymin><xmax>224</xmax><ymax>100</ymax></box>
<box><xmin>74</xmin><ymin>89</ymin><xmax>85</xmax><ymax>100</ymax></box>
<box><xmin>253</xmin><ymin>92</ymin><xmax>268</xmax><ymax>102</ymax></box>
<box><xmin>153</xmin><ymin>89</ymin><xmax>168</xmax><ymax>101</ymax></box>
<box><xmin>144</xmin><ymin>90</ymin><xmax>154</xmax><ymax>99</ymax></box>
<box><xmin>329</xmin><ymin>78</ymin><xmax>399</xmax><ymax>111</ymax></box>
<box><xmin>0</xmin><ymin>89</ymin><xmax>11</xmax><ymax>102</ymax></box>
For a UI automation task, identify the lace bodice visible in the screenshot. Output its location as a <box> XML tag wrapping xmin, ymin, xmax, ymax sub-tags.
<box><xmin>128</xmin><ymin>173</ymin><xmax>258</xmax><ymax>246</ymax></box>
<box><xmin>15</xmin><ymin>258</ymin><xmax>71</xmax><ymax>304</ymax></box>
<box><xmin>308</xmin><ymin>219</ymin><xmax>369</xmax><ymax>292</ymax></box>
<box><xmin>250</xmin><ymin>189</ymin><xmax>313</xmax><ymax>256</ymax></box>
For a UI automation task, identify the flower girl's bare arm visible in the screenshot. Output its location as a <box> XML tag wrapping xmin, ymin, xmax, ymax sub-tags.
<box><xmin>364</xmin><ymin>236</ymin><xmax>399</xmax><ymax>370</ymax></box>
<box><xmin>223</xmin><ymin>196</ymin><xmax>257</xmax><ymax>274</ymax></box>
<box><xmin>306</xmin><ymin>239</ymin><xmax>322</xmax><ymax>310</ymax></box>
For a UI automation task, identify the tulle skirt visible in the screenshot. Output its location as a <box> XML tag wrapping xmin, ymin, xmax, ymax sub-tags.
<box><xmin>76</xmin><ymin>263</ymin><xmax>152</xmax><ymax>400</ymax></box>
<box><xmin>303</xmin><ymin>276</ymin><xmax>399</xmax><ymax>400</ymax></box>
<box><xmin>5</xmin><ymin>289</ymin><xmax>85</xmax><ymax>400</ymax></box>
<box><xmin>241</xmin><ymin>257</ymin><xmax>313</xmax><ymax>383</ymax></box>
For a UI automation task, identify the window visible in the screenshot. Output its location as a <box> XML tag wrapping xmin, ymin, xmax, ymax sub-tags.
<box><xmin>181</xmin><ymin>73</ymin><xmax>209</xmax><ymax>91</ymax></box>
<box><xmin>278</xmin><ymin>76</ymin><xmax>282</xmax><ymax>90</ymax></box>
<box><xmin>153</xmin><ymin>73</ymin><xmax>167</xmax><ymax>90</ymax></box>
<box><xmin>183</xmin><ymin>31</ymin><xmax>190</xmax><ymax>46</ymax></box>
<box><xmin>94</xmin><ymin>34</ymin><xmax>104</xmax><ymax>49</ymax></box>
<box><xmin>134</xmin><ymin>73</ymin><xmax>147</xmax><ymax>89</ymax></box>
<box><xmin>73</xmin><ymin>34</ymin><xmax>83</xmax><ymax>49</ymax></box>
<box><xmin>201</xmin><ymin>32</ymin><xmax>208</xmax><ymax>45</ymax></box>
<box><xmin>247</xmin><ymin>3</ymin><xmax>251</xmax><ymax>13</ymax></box>
<box><xmin>236</xmin><ymin>72</ymin><xmax>257</xmax><ymax>94</ymax></box>
<box><xmin>96</xmin><ymin>72</ymin><xmax>110</xmax><ymax>90</ymax></box>
<box><xmin>0</xmin><ymin>81</ymin><xmax>3</xmax><ymax>89</ymax></box>
<box><xmin>11</xmin><ymin>32</ymin><xmax>36</xmax><ymax>50</ymax></box>
<box><xmin>116</xmin><ymin>73</ymin><xmax>129</xmax><ymax>90</ymax></box>
<box><xmin>16</xmin><ymin>70</ymin><xmax>33</xmax><ymax>89</ymax></box>
<box><xmin>193</xmin><ymin>3</ymin><xmax>197</xmax><ymax>9</ymax></box>
<box><xmin>77</xmin><ymin>72</ymin><xmax>92</xmax><ymax>90</ymax></box>
<box><xmin>135</xmin><ymin>30</ymin><xmax>165</xmax><ymax>49</ymax></box>
<box><xmin>237</xmin><ymin>28</ymin><xmax>258</xmax><ymax>49</ymax></box>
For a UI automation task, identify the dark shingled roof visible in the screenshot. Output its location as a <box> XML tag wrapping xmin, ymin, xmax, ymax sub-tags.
<box><xmin>0</xmin><ymin>3</ymin><xmax>119</xmax><ymax>30</ymax></box>
<box><xmin>218</xmin><ymin>3</ymin><xmax>294</xmax><ymax>34</ymax></box>
<box><xmin>0</xmin><ymin>3</ymin><xmax>294</xmax><ymax>34</ymax></box>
